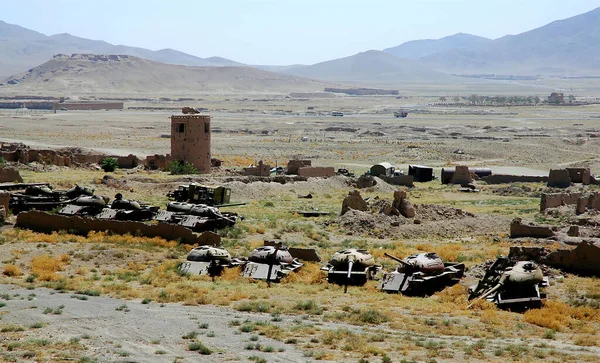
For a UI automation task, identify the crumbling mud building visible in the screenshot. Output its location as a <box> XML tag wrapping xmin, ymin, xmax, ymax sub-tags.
<box><xmin>170</xmin><ymin>114</ymin><xmax>211</xmax><ymax>174</ymax></box>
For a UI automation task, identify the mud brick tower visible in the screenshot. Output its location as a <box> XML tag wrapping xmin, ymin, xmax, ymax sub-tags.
<box><xmin>170</xmin><ymin>114</ymin><xmax>211</xmax><ymax>174</ymax></box>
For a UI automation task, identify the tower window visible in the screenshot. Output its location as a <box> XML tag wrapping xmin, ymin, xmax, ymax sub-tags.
<box><xmin>205</xmin><ymin>122</ymin><xmax>210</xmax><ymax>133</ymax></box>
<box><xmin>177</xmin><ymin>123</ymin><xmax>185</xmax><ymax>133</ymax></box>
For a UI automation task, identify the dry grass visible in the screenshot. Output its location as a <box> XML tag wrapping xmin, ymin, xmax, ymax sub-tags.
<box><xmin>523</xmin><ymin>301</ymin><xmax>600</xmax><ymax>332</ymax></box>
<box><xmin>3</xmin><ymin>229</ymin><xmax>178</xmax><ymax>249</ymax></box>
<box><xmin>30</xmin><ymin>255</ymin><xmax>69</xmax><ymax>281</ymax></box>
<box><xmin>2</xmin><ymin>264</ymin><xmax>23</xmax><ymax>277</ymax></box>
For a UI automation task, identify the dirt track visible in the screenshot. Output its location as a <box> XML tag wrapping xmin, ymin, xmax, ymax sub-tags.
<box><xmin>0</xmin><ymin>284</ymin><xmax>309</xmax><ymax>362</ymax></box>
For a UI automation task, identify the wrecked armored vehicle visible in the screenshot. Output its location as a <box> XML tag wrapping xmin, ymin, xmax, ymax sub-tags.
<box><xmin>58</xmin><ymin>195</ymin><xmax>109</xmax><ymax>216</ymax></box>
<box><xmin>178</xmin><ymin>245</ymin><xmax>234</xmax><ymax>278</ymax></box>
<box><xmin>10</xmin><ymin>185</ymin><xmax>95</xmax><ymax>213</ymax></box>
<box><xmin>167</xmin><ymin>183</ymin><xmax>231</xmax><ymax>206</ymax></box>
<box><xmin>154</xmin><ymin>201</ymin><xmax>238</xmax><ymax>232</ymax></box>
<box><xmin>468</xmin><ymin>257</ymin><xmax>547</xmax><ymax>309</ymax></box>
<box><xmin>95</xmin><ymin>193</ymin><xmax>159</xmax><ymax>221</ymax></box>
<box><xmin>322</xmin><ymin>249</ymin><xmax>380</xmax><ymax>291</ymax></box>
<box><xmin>379</xmin><ymin>252</ymin><xmax>465</xmax><ymax>295</ymax></box>
<box><xmin>241</xmin><ymin>244</ymin><xmax>303</xmax><ymax>283</ymax></box>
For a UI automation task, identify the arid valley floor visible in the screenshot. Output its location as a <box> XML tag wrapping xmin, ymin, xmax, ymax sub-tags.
<box><xmin>1</xmin><ymin>83</ymin><xmax>600</xmax><ymax>363</ymax></box>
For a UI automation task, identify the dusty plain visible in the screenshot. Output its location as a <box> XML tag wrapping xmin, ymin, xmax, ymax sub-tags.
<box><xmin>1</xmin><ymin>79</ymin><xmax>600</xmax><ymax>363</ymax></box>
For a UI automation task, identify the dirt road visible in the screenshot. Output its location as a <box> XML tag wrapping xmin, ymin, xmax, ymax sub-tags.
<box><xmin>0</xmin><ymin>284</ymin><xmax>309</xmax><ymax>362</ymax></box>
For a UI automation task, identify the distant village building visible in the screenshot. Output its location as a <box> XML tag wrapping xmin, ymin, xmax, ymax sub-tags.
<box><xmin>548</xmin><ymin>92</ymin><xmax>564</xmax><ymax>104</ymax></box>
<box><xmin>170</xmin><ymin>114</ymin><xmax>211</xmax><ymax>174</ymax></box>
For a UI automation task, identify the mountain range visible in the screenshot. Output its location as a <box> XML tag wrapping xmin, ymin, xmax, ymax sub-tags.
<box><xmin>0</xmin><ymin>20</ymin><xmax>241</xmax><ymax>78</ymax></box>
<box><xmin>2</xmin><ymin>54</ymin><xmax>329</xmax><ymax>95</ymax></box>
<box><xmin>1</xmin><ymin>6</ymin><xmax>600</xmax><ymax>89</ymax></box>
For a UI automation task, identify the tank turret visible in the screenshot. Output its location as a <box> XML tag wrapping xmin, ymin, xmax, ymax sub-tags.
<box><xmin>380</xmin><ymin>252</ymin><xmax>464</xmax><ymax>295</ymax></box>
<box><xmin>241</xmin><ymin>243</ymin><xmax>303</xmax><ymax>283</ymax></box>
<box><xmin>322</xmin><ymin>249</ymin><xmax>380</xmax><ymax>292</ymax></box>
<box><xmin>468</xmin><ymin>257</ymin><xmax>547</xmax><ymax>309</ymax></box>
<box><xmin>179</xmin><ymin>245</ymin><xmax>234</xmax><ymax>279</ymax></box>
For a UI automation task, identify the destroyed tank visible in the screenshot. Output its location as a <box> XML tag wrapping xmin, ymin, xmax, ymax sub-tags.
<box><xmin>154</xmin><ymin>201</ymin><xmax>238</xmax><ymax>231</ymax></box>
<box><xmin>468</xmin><ymin>257</ymin><xmax>546</xmax><ymax>309</ymax></box>
<box><xmin>379</xmin><ymin>252</ymin><xmax>465</xmax><ymax>295</ymax></box>
<box><xmin>93</xmin><ymin>194</ymin><xmax>158</xmax><ymax>221</ymax></box>
<box><xmin>10</xmin><ymin>184</ymin><xmax>95</xmax><ymax>213</ymax></box>
<box><xmin>58</xmin><ymin>195</ymin><xmax>109</xmax><ymax>216</ymax></box>
<box><xmin>248</xmin><ymin>246</ymin><xmax>294</xmax><ymax>264</ymax></box>
<box><xmin>322</xmin><ymin>249</ymin><xmax>380</xmax><ymax>290</ymax></box>
<box><xmin>241</xmin><ymin>244</ymin><xmax>303</xmax><ymax>283</ymax></box>
<box><xmin>178</xmin><ymin>245</ymin><xmax>234</xmax><ymax>278</ymax></box>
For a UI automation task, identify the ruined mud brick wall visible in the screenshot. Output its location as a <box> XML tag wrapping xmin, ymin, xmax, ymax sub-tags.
<box><xmin>114</xmin><ymin>154</ymin><xmax>140</xmax><ymax>168</ymax></box>
<box><xmin>171</xmin><ymin>115</ymin><xmax>211</xmax><ymax>174</ymax></box>
<box><xmin>510</xmin><ymin>218</ymin><xmax>555</xmax><ymax>238</ymax></box>
<box><xmin>482</xmin><ymin>174</ymin><xmax>549</xmax><ymax>184</ymax></box>
<box><xmin>287</xmin><ymin>160</ymin><xmax>312</xmax><ymax>174</ymax></box>
<box><xmin>381</xmin><ymin>175</ymin><xmax>414</xmax><ymax>187</ymax></box>
<box><xmin>450</xmin><ymin>165</ymin><xmax>472</xmax><ymax>184</ymax></box>
<box><xmin>16</xmin><ymin>210</ymin><xmax>204</xmax><ymax>245</ymax></box>
<box><xmin>0</xmin><ymin>168</ymin><xmax>23</xmax><ymax>183</ymax></box>
<box><xmin>566</xmin><ymin>167</ymin><xmax>591</xmax><ymax>185</ymax></box>
<box><xmin>297</xmin><ymin>166</ymin><xmax>334</xmax><ymax>178</ymax></box>
<box><xmin>146</xmin><ymin>154</ymin><xmax>170</xmax><ymax>170</ymax></box>
<box><xmin>540</xmin><ymin>192</ymin><xmax>582</xmax><ymax>211</ymax></box>
<box><xmin>510</xmin><ymin>243</ymin><xmax>600</xmax><ymax>276</ymax></box>
<box><xmin>243</xmin><ymin>161</ymin><xmax>270</xmax><ymax>176</ymax></box>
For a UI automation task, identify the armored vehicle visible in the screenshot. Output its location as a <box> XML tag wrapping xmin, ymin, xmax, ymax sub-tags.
<box><xmin>94</xmin><ymin>193</ymin><xmax>158</xmax><ymax>221</ymax></box>
<box><xmin>154</xmin><ymin>201</ymin><xmax>238</xmax><ymax>231</ymax></box>
<box><xmin>58</xmin><ymin>195</ymin><xmax>109</xmax><ymax>216</ymax></box>
<box><xmin>167</xmin><ymin>183</ymin><xmax>231</xmax><ymax>206</ymax></box>
<box><xmin>468</xmin><ymin>257</ymin><xmax>547</xmax><ymax>309</ymax></box>
<box><xmin>179</xmin><ymin>245</ymin><xmax>234</xmax><ymax>278</ymax></box>
<box><xmin>10</xmin><ymin>185</ymin><xmax>95</xmax><ymax>213</ymax></box>
<box><xmin>379</xmin><ymin>252</ymin><xmax>465</xmax><ymax>295</ymax></box>
<box><xmin>322</xmin><ymin>249</ymin><xmax>380</xmax><ymax>291</ymax></box>
<box><xmin>241</xmin><ymin>244</ymin><xmax>303</xmax><ymax>283</ymax></box>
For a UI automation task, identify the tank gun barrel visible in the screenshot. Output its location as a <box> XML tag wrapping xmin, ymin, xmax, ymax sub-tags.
<box><xmin>467</xmin><ymin>282</ymin><xmax>503</xmax><ymax>309</ymax></box>
<box><xmin>384</xmin><ymin>253</ymin><xmax>411</xmax><ymax>267</ymax></box>
<box><xmin>216</xmin><ymin>202</ymin><xmax>247</xmax><ymax>208</ymax></box>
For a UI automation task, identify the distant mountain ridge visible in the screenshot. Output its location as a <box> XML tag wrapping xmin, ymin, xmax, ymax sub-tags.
<box><xmin>383</xmin><ymin>33</ymin><xmax>492</xmax><ymax>59</ymax></box>
<box><xmin>2</xmin><ymin>53</ymin><xmax>329</xmax><ymax>95</ymax></box>
<box><xmin>384</xmin><ymin>7</ymin><xmax>600</xmax><ymax>74</ymax></box>
<box><xmin>282</xmin><ymin>50</ymin><xmax>452</xmax><ymax>83</ymax></box>
<box><xmin>2</xmin><ymin>7</ymin><xmax>600</xmax><ymax>84</ymax></box>
<box><xmin>0</xmin><ymin>20</ymin><xmax>243</xmax><ymax>77</ymax></box>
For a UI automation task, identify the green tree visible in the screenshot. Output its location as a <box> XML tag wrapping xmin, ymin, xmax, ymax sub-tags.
<box><xmin>100</xmin><ymin>157</ymin><xmax>118</xmax><ymax>172</ymax></box>
<box><xmin>439</xmin><ymin>96</ymin><xmax>447</xmax><ymax>102</ymax></box>
<box><xmin>568</xmin><ymin>95</ymin><xmax>575</xmax><ymax>103</ymax></box>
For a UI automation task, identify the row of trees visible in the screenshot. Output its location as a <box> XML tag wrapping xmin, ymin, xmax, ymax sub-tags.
<box><xmin>438</xmin><ymin>94</ymin><xmax>575</xmax><ymax>105</ymax></box>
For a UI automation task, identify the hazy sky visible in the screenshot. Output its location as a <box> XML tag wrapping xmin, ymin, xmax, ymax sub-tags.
<box><xmin>3</xmin><ymin>0</ymin><xmax>599</xmax><ymax>65</ymax></box>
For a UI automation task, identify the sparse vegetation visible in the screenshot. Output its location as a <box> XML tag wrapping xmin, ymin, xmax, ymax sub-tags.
<box><xmin>99</xmin><ymin>157</ymin><xmax>119</xmax><ymax>172</ymax></box>
<box><xmin>165</xmin><ymin>161</ymin><xmax>198</xmax><ymax>175</ymax></box>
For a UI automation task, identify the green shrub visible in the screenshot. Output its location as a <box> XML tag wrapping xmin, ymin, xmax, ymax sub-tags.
<box><xmin>165</xmin><ymin>161</ymin><xmax>198</xmax><ymax>175</ymax></box>
<box><xmin>100</xmin><ymin>158</ymin><xmax>118</xmax><ymax>172</ymax></box>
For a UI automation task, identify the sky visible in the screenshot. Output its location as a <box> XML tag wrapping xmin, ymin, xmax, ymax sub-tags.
<box><xmin>2</xmin><ymin>0</ymin><xmax>599</xmax><ymax>65</ymax></box>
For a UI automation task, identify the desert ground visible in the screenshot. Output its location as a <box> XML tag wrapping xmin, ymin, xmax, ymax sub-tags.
<box><xmin>1</xmin><ymin>83</ymin><xmax>600</xmax><ymax>362</ymax></box>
